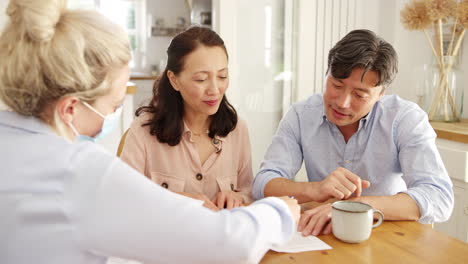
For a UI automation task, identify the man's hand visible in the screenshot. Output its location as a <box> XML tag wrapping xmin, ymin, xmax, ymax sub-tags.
<box><xmin>313</xmin><ymin>167</ymin><xmax>370</xmax><ymax>202</ymax></box>
<box><xmin>298</xmin><ymin>203</ymin><xmax>333</xmax><ymax>236</ymax></box>
<box><xmin>212</xmin><ymin>191</ymin><xmax>244</xmax><ymax>210</ymax></box>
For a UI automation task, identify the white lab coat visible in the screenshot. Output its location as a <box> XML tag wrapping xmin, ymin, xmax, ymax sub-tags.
<box><xmin>0</xmin><ymin>111</ymin><xmax>295</xmax><ymax>264</ymax></box>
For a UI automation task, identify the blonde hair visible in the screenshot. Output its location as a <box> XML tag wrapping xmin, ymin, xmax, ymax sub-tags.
<box><xmin>0</xmin><ymin>0</ymin><xmax>131</xmax><ymax>120</ymax></box>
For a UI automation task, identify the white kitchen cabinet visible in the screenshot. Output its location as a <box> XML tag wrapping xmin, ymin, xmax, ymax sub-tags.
<box><xmin>434</xmin><ymin>138</ymin><xmax>468</xmax><ymax>242</ymax></box>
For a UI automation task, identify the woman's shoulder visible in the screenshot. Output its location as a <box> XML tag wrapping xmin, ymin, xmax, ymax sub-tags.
<box><xmin>226</xmin><ymin>117</ymin><xmax>249</xmax><ymax>140</ymax></box>
<box><xmin>236</xmin><ymin>117</ymin><xmax>249</xmax><ymax>131</ymax></box>
<box><xmin>134</xmin><ymin>111</ymin><xmax>153</xmax><ymax>125</ymax></box>
<box><xmin>128</xmin><ymin>112</ymin><xmax>153</xmax><ymax>133</ymax></box>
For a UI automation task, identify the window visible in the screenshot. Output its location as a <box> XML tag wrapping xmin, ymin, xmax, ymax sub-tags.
<box><xmin>68</xmin><ymin>0</ymin><xmax>95</xmax><ymax>10</ymax></box>
<box><xmin>68</xmin><ymin>0</ymin><xmax>146</xmax><ymax>70</ymax></box>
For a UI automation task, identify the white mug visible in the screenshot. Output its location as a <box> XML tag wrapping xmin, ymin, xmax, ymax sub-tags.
<box><xmin>331</xmin><ymin>201</ymin><xmax>384</xmax><ymax>243</ymax></box>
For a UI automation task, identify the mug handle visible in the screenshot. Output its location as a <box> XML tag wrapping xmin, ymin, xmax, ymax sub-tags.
<box><xmin>372</xmin><ymin>209</ymin><xmax>384</xmax><ymax>228</ymax></box>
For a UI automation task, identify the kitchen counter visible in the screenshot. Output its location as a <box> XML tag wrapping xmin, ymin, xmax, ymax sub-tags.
<box><xmin>130</xmin><ymin>72</ymin><xmax>158</xmax><ymax>81</ymax></box>
<box><xmin>430</xmin><ymin>120</ymin><xmax>468</xmax><ymax>144</ymax></box>
<box><xmin>126</xmin><ymin>82</ymin><xmax>137</xmax><ymax>94</ymax></box>
<box><xmin>130</xmin><ymin>76</ymin><xmax>158</xmax><ymax>81</ymax></box>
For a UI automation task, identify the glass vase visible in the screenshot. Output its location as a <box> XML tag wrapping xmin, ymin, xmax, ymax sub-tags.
<box><xmin>421</xmin><ymin>56</ymin><xmax>463</xmax><ymax>122</ymax></box>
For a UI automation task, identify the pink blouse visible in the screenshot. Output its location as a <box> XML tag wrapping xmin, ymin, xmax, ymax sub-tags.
<box><xmin>120</xmin><ymin>113</ymin><xmax>253</xmax><ymax>203</ymax></box>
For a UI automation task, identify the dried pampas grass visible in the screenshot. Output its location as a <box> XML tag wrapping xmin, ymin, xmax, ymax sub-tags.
<box><xmin>454</xmin><ymin>23</ymin><xmax>464</xmax><ymax>34</ymax></box>
<box><xmin>457</xmin><ymin>0</ymin><xmax>468</xmax><ymax>28</ymax></box>
<box><xmin>425</xmin><ymin>0</ymin><xmax>457</xmax><ymax>20</ymax></box>
<box><xmin>401</xmin><ymin>0</ymin><xmax>466</xmax><ymax>121</ymax></box>
<box><xmin>401</xmin><ymin>0</ymin><xmax>432</xmax><ymax>30</ymax></box>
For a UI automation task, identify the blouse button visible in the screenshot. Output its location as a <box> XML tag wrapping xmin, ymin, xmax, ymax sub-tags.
<box><xmin>196</xmin><ymin>173</ymin><xmax>203</xmax><ymax>181</ymax></box>
<box><xmin>161</xmin><ymin>182</ymin><xmax>169</xmax><ymax>188</ymax></box>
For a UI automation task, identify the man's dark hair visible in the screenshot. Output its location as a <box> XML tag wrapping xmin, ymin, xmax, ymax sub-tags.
<box><xmin>327</xmin><ymin>29</ymin><xmax>398</xmax><ymax>88</ymax></box>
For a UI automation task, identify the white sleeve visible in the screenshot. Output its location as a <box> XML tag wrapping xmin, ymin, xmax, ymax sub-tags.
<box><xmin>65</xmin><ymin>146</ymin><xmax>295</xmax><ymax>264</ymax></box>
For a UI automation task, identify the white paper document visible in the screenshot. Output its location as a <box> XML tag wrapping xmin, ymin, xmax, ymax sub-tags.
<box><xmin>270</xmin><ymin>232</ymin><xmax>332</xmax><ymax>253</ymax></box>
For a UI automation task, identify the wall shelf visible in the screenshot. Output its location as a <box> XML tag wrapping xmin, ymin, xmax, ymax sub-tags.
<box><xmin>151</xmin><ymin>27</ymin><xmax>186</xmax><ymax>37</ymax></box>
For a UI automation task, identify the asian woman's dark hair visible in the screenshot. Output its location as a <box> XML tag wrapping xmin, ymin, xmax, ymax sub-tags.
<box><xmin>136</xmin><ymin>26</ymin><xmax>238</xmax><ymax>146</ymax></box>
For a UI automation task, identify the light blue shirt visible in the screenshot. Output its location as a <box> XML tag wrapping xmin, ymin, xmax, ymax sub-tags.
<box><xmin>253</xmin><ymin>94</ymin><xmax>454</xmax><ymax>224</ymax></box>
<box><xmin>0</xmin><ymin>110</ymin><xmax>295</xmax><ymax>264</ymax></box>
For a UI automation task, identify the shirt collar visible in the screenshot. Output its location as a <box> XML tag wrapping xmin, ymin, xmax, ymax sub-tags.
<box><xmin>320</xmin><ymin>104</ymin><xmax>327</xmax><ymax>125</ymax></box>
<box><xmin>0</xmin><ymin>110</ymin><xmax>56</xmax><ymax>136</ymax></box>
<box><xmin>359</xmin><ymin>101</ymin><xmax>379</xmax><ymax>130</ymax></box>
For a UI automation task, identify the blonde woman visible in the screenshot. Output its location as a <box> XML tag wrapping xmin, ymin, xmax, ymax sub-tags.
<box><xmin>0</xmin><ymin>1</ymin><xmax>299</xmax><ymax>263</ymax></box>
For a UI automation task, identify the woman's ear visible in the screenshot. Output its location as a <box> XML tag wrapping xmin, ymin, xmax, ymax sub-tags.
<box><xmin>55</xmin><ymin>96</ymin><xmax>80</xmax><ymax>124</ymax></box>
<box><xmin>167</xmin><ymin>71</ymin><xmax>180</xmax><ymax>91</ymax></box>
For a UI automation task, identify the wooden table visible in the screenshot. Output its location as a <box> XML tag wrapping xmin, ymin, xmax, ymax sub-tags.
<box><xmin>261</xmin><ymin>221</ymin><xmax>468</xmax><ymax>264</ymax></box>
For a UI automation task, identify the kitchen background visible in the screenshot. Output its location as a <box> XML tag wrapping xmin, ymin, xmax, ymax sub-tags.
<box><xmin>1</xmin><ymin>0</ymin><xmax>467</xmax><ymax>242</ymax></box>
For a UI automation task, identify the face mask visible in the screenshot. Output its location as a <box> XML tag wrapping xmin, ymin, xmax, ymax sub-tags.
<box><xmin>68</xmin><ymin>101</ymin><xmax>123</xmax><ymax>142</ymax></box>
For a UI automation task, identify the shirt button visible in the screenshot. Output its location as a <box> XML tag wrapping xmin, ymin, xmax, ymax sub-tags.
<box><xmin>161</xmin><ymin>182</ymin><xmax>169</xmax><ymax>188</ymax></box>
<box><xmin>196</xmin><ymin>173</ymin><xmax>203</xmax><ymax>181</ymax></box>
